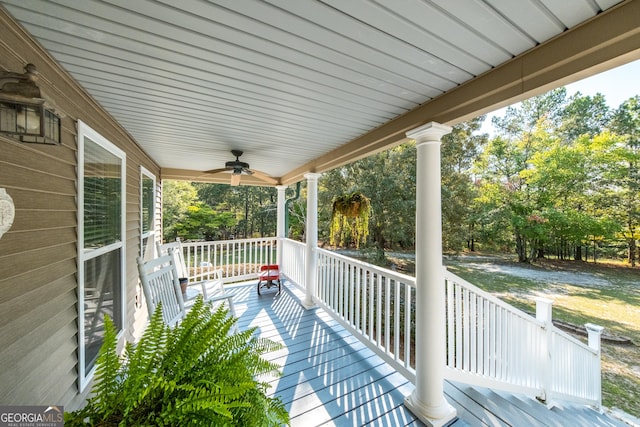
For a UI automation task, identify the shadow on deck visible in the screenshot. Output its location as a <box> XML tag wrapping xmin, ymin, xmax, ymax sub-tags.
<box><xmin>227</xmin><ymin>281</ymin><xmax>626</xmax><ymax>427</ymax></box>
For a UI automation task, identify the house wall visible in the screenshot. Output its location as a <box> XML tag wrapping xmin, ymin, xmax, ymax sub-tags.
<box><xmin>0</xmin><ymin>8</ymin><xmax>160</xmax><ymax>409</ymax></box>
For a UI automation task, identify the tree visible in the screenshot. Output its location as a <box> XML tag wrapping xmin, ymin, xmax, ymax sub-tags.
<box><xmin>608</xmin><ymin>96</ymin><xmax>640</xmax><ymax>266</ymax></box>
<box><xmin>477</xmin><ymin>90</ymin><xmax>569</xmax><ymax>262</ymax></box>
<box><xmin>317</xmin><ymin>118</ymin><xmax>487</xmax><ymax>255</ymax></box>
<box><xmin>172</xmin><ymin>202</ymin><xmax>237</xmax><ymax>241</ymax></box>
<box><xmin>473</xmin><ymin>90</ymin><xmax>638</xmax><ymax>264</ymax></box>
<box><xmin>492</xmin><ymin>88</ymin><xmax>567</xmax><ymax>139</ymax></box>
<box><xmin>191</xmin><ymin>183</ymin><xmax>279</xmax><ymax>239</ymax></box>
<box><xmin>441</xmin><ymin>117</ymin><xmax>488</xmax><ymax>251</ymax></box>
<box><xmin>524</xmin><ymin>134</ymin><xmax>598</xmax><ymax>259</ymax></box>
<box><xmin>162</xmin><ymin>180</ymin><xmax>198</xmax><ymax>242</ymax></box>
<box><xmin>559</xmin><ymin>92</ymin><xmax>610</xmax><ymax>141</ymax></box>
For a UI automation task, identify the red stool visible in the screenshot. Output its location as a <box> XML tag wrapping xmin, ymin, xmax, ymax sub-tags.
<box><xmin>257</xmin><ymin>264</ymin><xmax>281</xmax><ymax>295</ymax></box>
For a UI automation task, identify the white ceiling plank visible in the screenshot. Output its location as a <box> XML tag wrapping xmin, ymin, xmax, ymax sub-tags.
<box><xmin>35</xmin><ymin>0</ymin><xmax>422</xmax><ymax>110</ymax></box>
<box><xmin>539</xmin><ymin>0</ymin><xmax>599</xmax><ymax>28</ymax></box>
<box><xmin>39</xmin><ymin>33</ymin><xmax>395</xmax><ymax>124</ymax></box>
<box><xmin>485</xmin><ymin>0</ymin><xmax>565</xmax><ymax>42</ymax></box>
<box><xmin>429</xmin><ymin>0</ymin><xmax>536</xmax><ymax>55</ymax></box>
<box><xmin>594</xmin><ymin>0</ymin><xmax>626</xmax><ymax>10</ymax></box>
<box><xmin>352</xmin><ymin>0</ymin><xmax>510</xmax><ymax>70</ymax></box>
<box><xmin>227</xmin><ymin>0</ymin><xmax>472</xmax><ymax>84</ymax></box>
<box><xmin>56</xmin><ymin>59</ymin><xmax>382</xmax><ymax>135</ymax></box>
<box><xmin>27</xmin><ymin>23</ymin><xmax>409</xmax><ymax>120</ymax></box>
<box><xmin>148</xmin><ymin>0</ymin><xmax>445</xmax><ymax>98</ymax></box>
<box><xmin>93</xmin><ymin>0</ymin><xmax>434</xmax><ymax>105</ymax></box>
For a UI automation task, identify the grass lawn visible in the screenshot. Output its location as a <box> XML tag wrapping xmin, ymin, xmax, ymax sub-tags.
<box><xmin>443</xmin><ymin>255</ymin><xmax>640</xmax><ymax>419</ymax></box>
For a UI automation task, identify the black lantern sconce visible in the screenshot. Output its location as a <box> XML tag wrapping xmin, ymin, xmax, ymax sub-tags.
<box><xmin>0</xmin><ymin>64</ymin><xmax>62</xmax><ymax>145</ymax></box>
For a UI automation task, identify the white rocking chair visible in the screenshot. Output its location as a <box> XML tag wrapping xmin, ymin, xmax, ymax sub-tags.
<box><xmin>136</xmin><ymin>254</ymin><xmax>187</xmax><ymax>328</ymax></box>
<box><xmin>156</xmin><ymin>239</ymin><xmax>235</xmax><ymax>317</ymax></box>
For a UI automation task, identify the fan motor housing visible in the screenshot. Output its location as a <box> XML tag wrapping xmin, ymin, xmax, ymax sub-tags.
<box><xmin>226</xmin><ymin>160</ymin><xmax>249</xmax><ymax>169</ymax></box>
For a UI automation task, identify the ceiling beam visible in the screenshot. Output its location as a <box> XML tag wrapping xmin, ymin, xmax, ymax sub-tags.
<box><xmin>280</xmin><ymin>0</ymin><xmax>640</xmax><ymax>186</ymax></box>
<box><xmin>161</xmin><ymin>168</ymin><xmax>280</xmax><ymax>187</ymax></box>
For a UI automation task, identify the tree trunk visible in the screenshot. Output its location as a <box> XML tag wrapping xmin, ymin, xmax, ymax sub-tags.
<box><xmin>628</xmin><ymin>237</ymin><xmax>637</xmax><ymax>267</ymax></box>
<box><xmin>516</xmin><ymin>234</ymin><xmax>527</xmax><ymax>262</ymax></box>
<box><xmin>529</xmin><ymin>242</ymin><xmax>537</xmax><ymax>262</ymax></box>
<box><xmin>575</xmin><ymin>245</ymin><xmax>583</xmax><ymax>261</ymax></box>
<box><xmin>468</xmin><ymin>223</ymin><xmax>476</xmax><ymax>252</ymax></box>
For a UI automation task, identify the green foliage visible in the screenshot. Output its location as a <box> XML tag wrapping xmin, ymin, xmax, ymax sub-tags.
<box><xmin>213</xmin><ymin>186</ymin><xmax>278</xmax><ymax>239</ymax></box>
<box><xmin>65</xmin><ymin>298</ymin><xmax>289</xmax><ymax>426</ymax></box>
<box><xmin>287</xmin><ymin>198</ymin><xmax>307</xmax><ymax>241</ymax></box>
<box><xmin>163</xmin><ymin>181</ymin><xmax>281</xmax><ymax>242</ymax></box>
<box><xmin>163</xmin><ymin>180</ymin><xmax>199</xmax><ymax>242</ymax></box>
<box><xmin>441</xmin><ymin>117</ymin><xmax>488</xmax><ymax>251</ymax></box>
<box><xmin>472</xmin><ymin>91</ymin><xmax>640</xmax><ymax>264</ymax></box>
<box><xmin>319</xmin><ymin>118</ymin><xmax>487</xmax><ymax>253</ymax></box>
<box><xmin>609</xmin><ymin>96</ymin><xmax>640</xmax><ymax>265</ymax></box>
<box><xmin>329</xmin><ymin>192</ymin><xmax>371</xmax><ymax>248</ymax></box>
<box><xmin>173</xmin><ymin>202</ymin><xmax>237</xmax><ymax>241</ymax></box>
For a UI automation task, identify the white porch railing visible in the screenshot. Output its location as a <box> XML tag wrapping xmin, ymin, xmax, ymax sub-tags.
<box><xmin>184</xmin><ymin>237</ymin><xmax>603</xmax><ymax>409</ymax></box>
<box><xmin>280</xmin><ymin>238</ymin><xmax>306</xmax><ymax>287</ymax></box>
<box><xmin>444</xmin><ymin>271</ymin><xmax>602</xmax><ymax>409</ymax></box>
<box><xmin>180</xmin><ymin>237</ymin><xmax>277</xmax><ymax>282</ymax></box>
<box><xmin>315</xmin><ymin>246</ymin><xmax>417</xmax><ymax>382</ymax></box>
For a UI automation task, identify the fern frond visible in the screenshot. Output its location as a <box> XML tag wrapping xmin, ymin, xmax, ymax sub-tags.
<box><xmin>66</xmin><ymin>294</ymin><xmax>289</xmax><ymax>426</ymax></box>
<box><xmin>90</xmin><ymin>315</ymin><xmax>122</xmax><ymax>419</ymax></box>
<box><xmin>121</xmin><ymin>301</ymin><xmax>168</xmax><ymax>400</ymax></box>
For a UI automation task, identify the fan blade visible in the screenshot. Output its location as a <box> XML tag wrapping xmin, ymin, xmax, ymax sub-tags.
<box><xmin>242</xmin><ymin>167</ymin><xmax>254</xmax><ymax>175</ymax></box>
<box><xmin>204</xmin><ymin>167</ymin><xmax>230</xmax><ymax>174</ymax></box>
<box><xmin>252</xmin><ymin>170</ymin><xmax>278</xmax><ymax>185</ymax></box>
<box><xmin>230</xmin><ymin>174</ymin><xmax>242</xmax><ymax>186</ymax></box>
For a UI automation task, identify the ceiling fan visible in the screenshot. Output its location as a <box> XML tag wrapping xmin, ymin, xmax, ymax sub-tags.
<box><xmin>204</xmin><ymin>150</ymin><xmax>277</xmax><ymax>186</ymax></box>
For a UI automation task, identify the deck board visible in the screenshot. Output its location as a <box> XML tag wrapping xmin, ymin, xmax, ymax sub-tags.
<box><xmin>228</xmin><ymin>281</ymin><xmax>627</xmax><ymax>427</ymax></box>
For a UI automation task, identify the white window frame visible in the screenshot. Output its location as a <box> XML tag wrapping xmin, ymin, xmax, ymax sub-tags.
<box><xmin>140</xmin><ymin>166</ymin><xmax>157</xmax><ymax>260</ymax></box>
<box><xmin>77</xmin><ymin>120</ymin><xmax>126</xmax><ymax>392</ymax></box>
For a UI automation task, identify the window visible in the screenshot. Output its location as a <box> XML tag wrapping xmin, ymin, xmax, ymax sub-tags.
<box><xmin>140</xmin><ymin>167</ymin><xmax>156</xmax><ymax>260</ymax></box>
<box><xmin>77</xmin><ymin>120</ymin><xmax>126</xmax><ymax>391</ymax></box>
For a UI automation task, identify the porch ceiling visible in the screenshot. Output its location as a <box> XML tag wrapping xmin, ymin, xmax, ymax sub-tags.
<box><xmin>2</xmin><ymin>0</ymin><xmax>639</xmax><ymax>186</ymax></box>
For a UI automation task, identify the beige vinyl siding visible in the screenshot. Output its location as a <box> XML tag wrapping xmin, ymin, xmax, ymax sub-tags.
<box><xmin>0</xmin><ymin>7</ymin><xmax>160</xmax><ymax>409</ymax></box>
<box><xmin>0</xmin><ymin>109</ymin><xmax>78</xmax><ymax>405</ymax></box>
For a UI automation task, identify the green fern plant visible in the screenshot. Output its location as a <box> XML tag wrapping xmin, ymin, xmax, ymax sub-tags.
<box><xmin>65</xmin><ymin>297</ymin><xmax>289</xmax><ymax>426</ymax></box>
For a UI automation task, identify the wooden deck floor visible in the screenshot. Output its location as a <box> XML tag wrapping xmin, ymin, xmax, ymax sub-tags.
<box><xmin>228</xmin><ymin>281</ymin><xmax>627</xmax><ymax>427</ymax></box>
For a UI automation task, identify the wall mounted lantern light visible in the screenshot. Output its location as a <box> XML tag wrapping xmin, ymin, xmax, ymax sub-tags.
<box><xmin>0</xmin><ymin>63</ymin><xmax>61</xmax><ymax>145</ymax></box>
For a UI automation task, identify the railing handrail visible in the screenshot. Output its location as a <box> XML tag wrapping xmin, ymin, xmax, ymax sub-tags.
<box><xmin>180</xmin><ymin>236</ymin><xmax>275</xmax><ymax>248</ymax></box>
<box><xmin>316</xmin><ymin>246</ymin><xmax>417</xmax><ymax>286</ymax></box>
<box><xmin>443</xmin><ymin>269</ymin><xmax>545</xmax><ymax>327</ymax></box>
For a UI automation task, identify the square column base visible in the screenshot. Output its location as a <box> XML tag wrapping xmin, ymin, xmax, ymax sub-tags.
<box><xmin>302</xmin><ymin>299</ymin><xmax>316</xmax><ymax>310</ymax></box>
<box><xmin>404</xmin><ymin>392</ymin><xmax>457</xmax><ymax>427</ymax></box>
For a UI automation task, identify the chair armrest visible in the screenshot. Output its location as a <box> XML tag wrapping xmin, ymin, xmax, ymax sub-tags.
<box><xmin>212</xmin><ymin>268</ymin><xmax>224</xmax><ymax>281</ymax></box>
<box><xmin>204</xmin><ymin>292</ymin><xmax>233</xmax><ymax>304</ymax></box>
<box><xmin>188</xmin><ymin>268</ymin><xmax>224</xmax><ymax>288</ymax></box>
<box><xmin>203</xmin><ymin>292</ymin><xmax>236</xmax><ymax>317</ymax></box>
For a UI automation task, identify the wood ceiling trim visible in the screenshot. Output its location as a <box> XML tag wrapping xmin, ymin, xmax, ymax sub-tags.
<box><xmin>160</xmin><ymin>168</ymin><xmax>280</xmax><ymax>187</ymax></box>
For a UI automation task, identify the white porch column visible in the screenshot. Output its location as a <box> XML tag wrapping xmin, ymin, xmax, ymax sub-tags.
<box><xmin>276</xmin><ymin>184</ymin><xmax>287</xmax><ymax>268</ymax></box>
<box><xmin>404</xmin><ymin>122</ymin><xmax>457</xmax><ymax>427</ymax></box>
<box><xmin>303</xmin><ymin>172</ymin><xmax>321</xmax><ymax>309</ymax></box>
